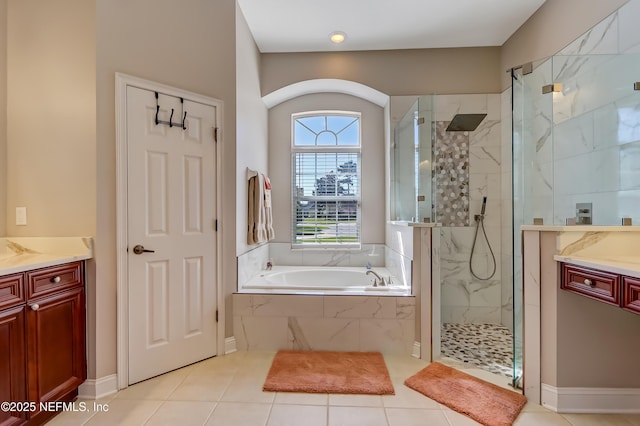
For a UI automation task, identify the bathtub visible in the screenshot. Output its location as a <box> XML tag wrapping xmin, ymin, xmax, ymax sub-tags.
<box><xmin>239</xmin><ymin>266</ymin><xmax>410</xmax><ymax>296</ymax></box>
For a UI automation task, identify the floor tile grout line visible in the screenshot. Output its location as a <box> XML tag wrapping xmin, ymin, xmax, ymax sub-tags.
<box><xmin>141</xmin><ymin>399</ymin><xmax>168</xmax><ymax>426</ymax></box>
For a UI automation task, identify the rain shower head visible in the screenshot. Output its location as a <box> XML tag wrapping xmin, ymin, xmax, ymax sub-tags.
<box><xmin>446</xmin><ymin>113</ymin><xmax>487</xmax><ymax>132</ymax></box>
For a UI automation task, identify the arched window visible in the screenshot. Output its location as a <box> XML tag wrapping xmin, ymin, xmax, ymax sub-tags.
<box><xmin>292</xmin><ymin>111</ymin><xmax>361</xmax><ymax>247</ymax></box>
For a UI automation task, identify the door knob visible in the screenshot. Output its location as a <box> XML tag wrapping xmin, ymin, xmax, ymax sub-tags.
<box><xmin>133</xmin><ymin>245</ymin><xmax>155</xmax><ymax>255</ymax></box>
<box><xmin>30</xmin><ymin>304</ymin><xmax>40</xmax><ymax>311</ymax></box>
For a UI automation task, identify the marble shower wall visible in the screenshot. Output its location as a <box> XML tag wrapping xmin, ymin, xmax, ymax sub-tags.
<box><xmin>436</xmin><ymin>94</ymin><xmax>503</xmax><ymax>325</ymax></box>
<box><xmin>520</xmin><ymin>0</ymin><xmax>640</xmax><ymax>227</ymax></box>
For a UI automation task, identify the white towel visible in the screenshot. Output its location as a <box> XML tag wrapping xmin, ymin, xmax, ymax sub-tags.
<box><xmin>263</xmin><ymin>174</ymin><xmax>275</xmax><ymax>240</ymax></box>
<box><xmin>247</xmin><ymin>171</ymin><xmax>275</xmax><ymax>245</ymax></box>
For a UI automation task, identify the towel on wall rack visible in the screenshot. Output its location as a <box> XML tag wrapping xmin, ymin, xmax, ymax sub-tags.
<box><xmin>247</xmin><ymin>169</ymin><xmax>275</xmax><ymax>245</ymax></box>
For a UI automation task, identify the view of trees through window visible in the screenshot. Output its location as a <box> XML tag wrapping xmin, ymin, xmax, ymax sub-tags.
<box><xmin>292</xmin><ymin>113</ymin><xmax>361</xmax><ymax>246</ymax></box>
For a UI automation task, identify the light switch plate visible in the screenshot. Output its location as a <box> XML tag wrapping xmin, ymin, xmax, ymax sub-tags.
<box><xmin>16</xmin><ymin>207</ymin><xmax>27</xmax><ymax>226</ymax></box>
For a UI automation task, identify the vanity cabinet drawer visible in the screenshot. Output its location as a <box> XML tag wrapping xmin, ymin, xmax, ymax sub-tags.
<box><xmin>0</xmin><ymin>273</ymin><xmax>25</xmax><ymax>311</ymax></box>
<box><xmin>622</xmin><ymin>276</ymin><xmax>640</xmax><ymax>315</ymax></box>
<box><xmin>561</xmin><ymin>264</ymin><xmax>620</xmax><ymax>306</ymax></box>
<box><xmin>26</xmin><ymin>261</ymin><xmax>83</xmax><ymax>300</ymax></box>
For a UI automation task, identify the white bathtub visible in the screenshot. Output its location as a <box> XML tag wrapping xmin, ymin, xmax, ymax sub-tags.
<box><xmin>240</xmin><ymin>266</ymin><xmax>410</xmax><ymax>296</ymax></box>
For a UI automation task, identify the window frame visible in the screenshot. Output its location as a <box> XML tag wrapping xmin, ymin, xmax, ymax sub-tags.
<box><xmin>291</xmin><ymin>110</ymin><xmax>362</xmax><ymax>249</ymax></box>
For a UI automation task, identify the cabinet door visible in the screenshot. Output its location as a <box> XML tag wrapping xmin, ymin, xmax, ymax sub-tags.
<box><xmin>0</xmin><ymin>306</ymin><xmax>27</xmax><ymax>426</ymax></box>
<box><xmin>622</xmin><ymin>276</ymin><xmax>640</xmax><ymax>315</ymax></box>
<box><xmin>26</xmin><ymin>287</ymin><xmax>86</xmax><ymax>420</ymax></box>
<box><xmin>561</xmin><ymin>263</ymin><xmax>620</xmax><ymax>306</ymax></box>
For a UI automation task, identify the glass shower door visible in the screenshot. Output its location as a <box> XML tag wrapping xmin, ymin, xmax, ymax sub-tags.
<box><xmin>391</xmin><ymin>95</ymin><xmax>435</xmax><ymax>222</ymax></box>
<box><xmin>511</xmin><ymin>57</ymin><xmax>554</xmax><ymax>388</ymax></box>
<box><xmin>416</xmin><ymin>96</ymin><xmax>434</xmax><ymax>223</ymax></box>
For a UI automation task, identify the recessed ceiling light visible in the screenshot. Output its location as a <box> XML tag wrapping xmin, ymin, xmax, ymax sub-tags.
<box><xmin>329</xmin><ymin>31</ymin><xmax>346</xmax><ymax>44</ymax></box>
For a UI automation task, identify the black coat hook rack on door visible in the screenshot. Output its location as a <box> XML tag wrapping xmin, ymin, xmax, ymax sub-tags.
<box><xmin>155</xmin><ymin>91</ymin><xmax>187</xmax><ymax>129</ymax></box>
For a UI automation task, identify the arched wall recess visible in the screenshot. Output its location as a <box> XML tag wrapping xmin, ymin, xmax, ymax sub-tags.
<box><xmin>262</xmin><ymin>78</ymin><xmax>389</xmax><ymax>108</ymax></box>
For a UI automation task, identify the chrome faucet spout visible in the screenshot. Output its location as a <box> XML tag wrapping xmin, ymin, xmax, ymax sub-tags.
<box><xmin>366</xmin><ymin>270</ymin><xmax>385</xmax><ymax>286</ymax></box>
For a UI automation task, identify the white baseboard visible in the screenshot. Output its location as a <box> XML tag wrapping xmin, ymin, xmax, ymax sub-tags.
<box><xmin>412</xmin><ymin>341</ymin><xmax>421</xmax><ymax>359</ymax></box>
<box><xmin>225</xmin><ymin>336</ymin><xmax>238</xmax><ymax>354</ymax></box>
<box><xmin>541</xmin><ymin>384</ymin><xmax>640</xmax><ymax>413</ymax></box>
<box><xmin>78</xmin><ymin>374</ymin><xmax>119</xmax><ymax>400</ymax></box>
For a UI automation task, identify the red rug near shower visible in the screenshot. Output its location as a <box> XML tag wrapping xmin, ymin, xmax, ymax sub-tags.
<box><xmin>405</xmin><ymin>362</ymin><xmax>526</xmax><ymax>426</ymax></box>
<box><xmin>263</xmin><ymin>350</ymin><xmax>395</xmax><ymax>395</ymax></box>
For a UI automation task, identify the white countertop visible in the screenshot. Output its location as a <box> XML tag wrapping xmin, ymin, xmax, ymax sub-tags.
<box><xmin>522</xmin><ymin>225</ymin><xmax>640</xmax><ymax>232</ymax></box>
<box><xmin>387</xmin><ymin>220</ymin><xmax>441</xmax><ymax>228</ymax></box>
<box><xmin>554</xmin><ymin>254</ymin><xmax>640</xmax><ymax>278</ymax></box>
<box><xmin>0</xmin><ymin>237</ymin><xmax>93</xmax><ymax>276</ymax></box>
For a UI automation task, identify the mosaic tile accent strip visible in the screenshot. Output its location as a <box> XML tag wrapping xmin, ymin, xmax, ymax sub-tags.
<box><xmin>434</xmin><ymin>121</ymin><xmax>469</xmax><ymax>226</ymax></box>
<box><xmin>441</xmin><ymin>322</ymin><xmax>513</xmax><ymax>377</ymax></box>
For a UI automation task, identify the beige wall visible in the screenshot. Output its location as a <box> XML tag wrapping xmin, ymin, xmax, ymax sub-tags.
<box><xmin>269</xmin><ymin>93</ymin><xmax>385</xmax><ymax>244</ymax></box>
<box><xmin>557</xmin><ymin>289</ymin><xmax>640</xmax><ymax>387</ymax></box>
<box><xmin>261</xmin><ymin>48</ymin><xmax>502</xmax><ymax>97</ymax></box>
<box><xmin>236</xmin><ymin>5</ymin><xmax>269</xmax><ymax>257</ymax></box>
<box><xmin>95</xmin><ymin>0</ymin><xmax>236</xmax><ymax>378</ymax></box>
<box><xmin>500</xmin><ymin>0</ymin><xmax>628</xmax><ymax>89</ymax></box>
<box><xmin>0</xmin><ymin>0</ymin><xmax>6</xmax><ymax>236</ymax></box>
<box><xmin>5</xmin><ymin>0</ymin><xmax>96</xmax><ymax>237</ymax></box>
<box><xmin>540</xmin><ymin>232</ymin><xmax>640</xmax><ymax>388</ymax></box>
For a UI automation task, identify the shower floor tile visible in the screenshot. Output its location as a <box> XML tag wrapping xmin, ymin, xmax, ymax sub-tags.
<box><xmin>441</xmin><ymin>322</ymin><xmax>513</xmax><ymax>377</ymax></box>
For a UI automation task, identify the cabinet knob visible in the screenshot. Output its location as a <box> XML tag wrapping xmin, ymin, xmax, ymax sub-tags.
<box><xmin>50</xmin><ymin>276</ymin><xmax>61</xmax><ymax>283</ymax></box>
<box><xmin>584</xmin><ymin>279</ymin><xmax>594</xmax><ymax>286</ymax></box>
<box><xmin>30</xmin><ymin>304</ymin><xmax>40</xmax><ymax>311</ymax></box>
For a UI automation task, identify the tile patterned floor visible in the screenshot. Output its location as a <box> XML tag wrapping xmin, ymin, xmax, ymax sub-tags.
<box><xmin>48</xmin><ymin>351</ymin><xmax>640</xmax><ymax>426</ymax></box>
<box><xmin>441</xmin><ymin>322</ymin><xmax>513</xmax><ymax>377</ymax></box>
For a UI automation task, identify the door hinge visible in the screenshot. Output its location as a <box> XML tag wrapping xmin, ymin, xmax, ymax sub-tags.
<box><xmin>214</xmin><ymin>127</ymin><xmax>219</xmax><ymax>142</ymax></box>
<box><xmin>215</xmin><ymin>310</ymin><xmax>219</xmax><ymax>322</ymax></box>
<box><xmin>215</xmin><ymin>219</ymin><xmax>218</xmax><ymax>231</ymax></box>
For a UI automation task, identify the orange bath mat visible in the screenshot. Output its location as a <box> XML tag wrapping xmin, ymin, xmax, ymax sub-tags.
<box><xmin>405</xmin><ymin>362</ymin><xmax>527</xmax><ymax>426</ymax></box>
<box><xmin>263</xmin><ymin>350</ymin><xmax>395</xmax><ymax>395</ymax></box>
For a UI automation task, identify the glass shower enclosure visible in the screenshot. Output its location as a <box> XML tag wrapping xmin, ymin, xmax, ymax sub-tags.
<box><xmin>512</xmin><ymin>48</ymin><xmax>640</xmax><ymax>387</ymax></box>
<box><xmin>391</xmin><ymin>95</ymin><xmax>435</xmax><ymax>222</ymax></box>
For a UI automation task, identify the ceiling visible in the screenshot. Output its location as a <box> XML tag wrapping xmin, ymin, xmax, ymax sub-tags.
<box><xmin>237</xmin><ymin>0</ymin><xmax>546</xmax><ymax>53</ymax></box>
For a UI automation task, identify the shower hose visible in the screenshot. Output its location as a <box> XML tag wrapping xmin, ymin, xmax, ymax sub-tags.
<box><xmin>469</xmin><ymin>208</ymin><xmax>497</xmax><ymax>281</ymax></box>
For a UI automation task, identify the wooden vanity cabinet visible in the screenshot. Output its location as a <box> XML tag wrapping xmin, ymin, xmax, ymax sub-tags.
<box><xmin>561</xmin><ymin>263</ymin><xmax>640</xmax><ymax>316</ymax></box>
<box><xmin>622</xmin><ymin>276</ymin><xmax>640</xmax><ymax>315</ymax></box>
<box><xmin>561</xmin><ymin>263</ymin><xmax>620</xmax><ymax>306</ymax></box>
<box><xmin>0</xmin><ymin>305</ymin><xmax>27</xmax><ymax>426</ymax></box>
<box><xmin>0</xmin><ymin>262</ymin><xmax>86</xmax><ymax>426</ymax></box>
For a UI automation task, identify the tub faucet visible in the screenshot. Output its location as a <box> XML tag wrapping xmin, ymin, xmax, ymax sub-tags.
<box><xmin>266</xmin><ymin>260</ymin><xmax>273</xmax><ymax>270</ymax></box>
<box><xmin>366</xmin><ymin>270</ymin><xmax>385</xmax><ymax>287</ymax></box>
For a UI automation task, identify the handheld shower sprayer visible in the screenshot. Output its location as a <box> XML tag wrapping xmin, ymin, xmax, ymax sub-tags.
<box><xmin>474</xmin><ymin>196</ymin><xmax>488</xmax><ymax>222</ymax></box>
<box><xmin>470</xmin><ymin>196</ymin><xmax>496</xmax><ymax>281</ymax></box>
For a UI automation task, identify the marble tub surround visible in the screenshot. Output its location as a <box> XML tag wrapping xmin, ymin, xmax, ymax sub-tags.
<box><xmin>268</xmin><ymin>242</ymin><xmax>386</xmax><ymax>267</ymax></box>
<box><xmin>239</xmin><ymin>266</ymin><xmax>408</xmax><ymax>295</ymax></box>
<box><xmin>236</xmin><ymin>242</ymin><xmax>397</xmax><ymax>289</ymax></box>
<box><xmin>0</xmin><ymin>236</ymin><xmax>93</xmax><ymax>275</ymax></box>
<box><xmin>232</xmin><ymin>293</ymin><xmax>415</xmax><ymax>354</ymax></box>
<box><xmin>236</xmin><ymin>242</ymin><xmax>270</xmax><ymax>286</ymax></box>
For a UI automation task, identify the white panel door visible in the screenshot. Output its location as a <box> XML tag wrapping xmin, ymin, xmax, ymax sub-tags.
<box><xmin>126</xmin><ymin>86</ymin><xmax>217</xmax><ymax>384</ymax></box>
